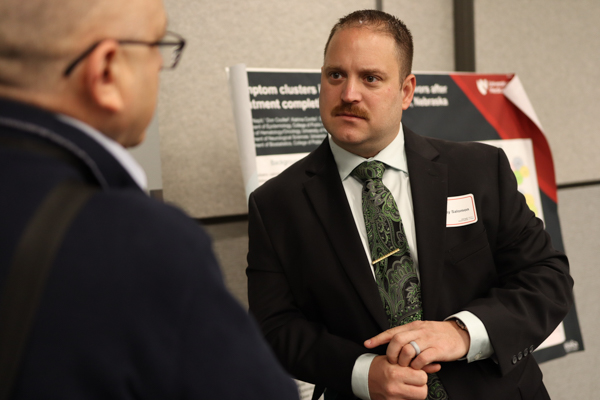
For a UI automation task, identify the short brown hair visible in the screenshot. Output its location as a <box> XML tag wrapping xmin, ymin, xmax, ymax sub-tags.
<box><xmin>323</xmin><ymin>9</ymin><xmax>414</xmax><ymax>79</ymax></box>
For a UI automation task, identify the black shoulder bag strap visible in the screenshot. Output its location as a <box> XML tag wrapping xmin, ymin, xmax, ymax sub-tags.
<box><xmin>0</xmin><ymin>180</ymin><xmax>98</xmax><ymax>399</ymax></box>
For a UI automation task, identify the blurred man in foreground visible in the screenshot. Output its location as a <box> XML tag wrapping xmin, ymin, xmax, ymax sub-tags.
<box><xmin>0</xmin><ymin>1</ymin><xmax>299</xmax><ymax>398</ymax></box>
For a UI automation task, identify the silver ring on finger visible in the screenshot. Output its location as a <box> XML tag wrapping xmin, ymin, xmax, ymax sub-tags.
<box><xmin>409</xmin><ymin>341</ymin><xmax>421</xmax><ymax>356</ymax></box>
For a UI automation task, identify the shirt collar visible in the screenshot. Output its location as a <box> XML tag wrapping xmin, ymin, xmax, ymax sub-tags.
<box><xmin>56</xmin><ymin>114</ymin><xmax>148</xmax><ymax>191</ymax></box>
<box><xmin>329</xmin><ymin>123</ymin><xmax>408</xmax><ymax>181</ymax></box>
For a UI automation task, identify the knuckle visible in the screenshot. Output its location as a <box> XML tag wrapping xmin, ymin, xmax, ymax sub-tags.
<box><xmin>388</xmin><ymin>367</ymin><xmax>402</xmax><ymax>380</ymax></box>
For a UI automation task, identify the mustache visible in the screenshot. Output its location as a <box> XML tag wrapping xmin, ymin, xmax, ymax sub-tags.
<box><xmin>331</xmin><ymin>103</ymin><xmax>370</xmax><ymax>120</ymax></box>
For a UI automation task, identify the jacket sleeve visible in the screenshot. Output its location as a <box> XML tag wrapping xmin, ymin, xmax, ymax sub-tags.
<box><xmin>463</xmin><ymin>147</ymin><xmax>573</xmax><ymax>376</ymax></box>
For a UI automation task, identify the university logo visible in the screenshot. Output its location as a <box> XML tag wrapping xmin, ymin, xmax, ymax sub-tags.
<box><xmin>476</xmin><ymin>78</ymin><xmax>507</xmax><ymax>95</ymax></box>
<box><xmin>476</xmin><ymin>79</ymin><xmax>489</xmax><ymax>95</ymax></box>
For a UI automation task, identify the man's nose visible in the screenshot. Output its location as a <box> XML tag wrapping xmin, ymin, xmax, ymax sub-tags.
<box><xmin>340</xmin><ymin>78</ymin><xmax>362</xmax><ymax>103</ymax></box>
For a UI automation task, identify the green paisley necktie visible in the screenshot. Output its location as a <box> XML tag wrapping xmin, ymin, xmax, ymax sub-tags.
<box><xmin>351</xmin><ymin>161</ymin><xmax>448</xmax><ymax>400</ymax></box>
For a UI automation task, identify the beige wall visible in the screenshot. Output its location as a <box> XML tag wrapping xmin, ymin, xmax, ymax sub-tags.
<box><xmin>136</xmin><ymin>1</ymin><xmax>597</xmax><ymax>398</ymax></box>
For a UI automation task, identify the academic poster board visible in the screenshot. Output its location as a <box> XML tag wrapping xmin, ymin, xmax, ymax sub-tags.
<box><xmin>228</xmin><ymin>65</ymin><xmax>583</xmax><ymax>364</ymax></box>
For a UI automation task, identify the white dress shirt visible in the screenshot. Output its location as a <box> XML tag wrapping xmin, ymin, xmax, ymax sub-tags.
<box><xmin>57</xmin><ymin>114</ymin><xmax>148</xmax><ymax>192</ymax></box>
<box><xmin>328</xmin><ymin>125</ymin><xmax>493</xmax><ymax>400</ymax></box>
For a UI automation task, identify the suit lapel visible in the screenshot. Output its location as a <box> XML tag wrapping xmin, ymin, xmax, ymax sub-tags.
<box><xmin>404</xmin><ymin>129</ymin><xmax>448</xmax><ymax>320</ymax></box>
<box><xmin>303</xmin><ymin>141</ymin><xmax>390</xmax><ymax>331</ymax></box>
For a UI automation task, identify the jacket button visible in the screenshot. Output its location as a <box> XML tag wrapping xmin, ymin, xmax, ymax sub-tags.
<box><xmin>524</xmin><ymin>348</ymin><xmax>529</xmax><ymax>357</ymax></box>
<box><xmin>529</xmin><ymin>345</ymin><xmax>534</xmax><ymax>353</ymax></box>
<box><xmin>518</xmin><ymin>352</ymin><xmax>523</xmax><ymax>360</ymax></box>
<box><xmin>512</xmin><ymin>355</ymin><xmax>518</xmax><ymax>364</ymax></box>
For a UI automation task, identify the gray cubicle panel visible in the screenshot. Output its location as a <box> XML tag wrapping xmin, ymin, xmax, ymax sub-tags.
<box><xmin>475</xmin><ymin>0</ymin><xmax>600</xmax><ymax>185</ymax></box>
<box><xmin>383</xmin><ymin>1</ymin><xmax>454</xmax><ymax>72</ymax></box>
<box><xmin>475</xmin><ymin>2</ymin><xmax>599</xmax><ymax>399</ymax></box>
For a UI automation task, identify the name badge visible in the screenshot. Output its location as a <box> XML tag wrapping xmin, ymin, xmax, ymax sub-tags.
<box><xmin>447</xmin><ymin>194</ymin><xmax>478</xmax><ymax>227</ymax></box>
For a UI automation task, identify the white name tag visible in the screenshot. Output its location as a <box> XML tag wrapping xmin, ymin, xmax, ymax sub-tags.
<box><xmin>446</xmin><ymin>194</ymin><xmax>478</xmax><ymax>227</ymax></box>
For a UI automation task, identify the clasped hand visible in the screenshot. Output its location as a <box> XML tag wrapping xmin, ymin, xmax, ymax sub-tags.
<box><xmin>364</xmin><ymin>320</ymin><xmax>470</xmax><ymax>400</ymax></box>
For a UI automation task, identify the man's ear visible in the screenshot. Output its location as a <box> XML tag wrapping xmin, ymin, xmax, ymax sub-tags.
<box><xmin>401</xmin><ymin>74</ymin><xmax>416</xmax><ymax>110</ymax></box>
<box><xmin>82</xmin><ymin>40</ymin><xmax>125</xmax><ymax>113</ymax></box>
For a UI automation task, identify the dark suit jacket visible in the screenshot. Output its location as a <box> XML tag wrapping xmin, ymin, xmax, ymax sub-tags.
<box><xmin>247</xmin><ymin>128</ymin><xmax>573</xmax><ymax>400</ymax></box>
<box><xmin>0</xmin><ymin>97</ymin><xmax>299</xmax><ymax>399</ymax></box>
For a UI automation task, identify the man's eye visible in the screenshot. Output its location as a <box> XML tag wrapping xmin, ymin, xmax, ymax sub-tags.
<box><xmin>330</xmin><ymin>72</ymin><xmax>342</xmax><ymax>79</ymax></box>
<box><xmin>365</xmin><ymin>76</ymin><xmax>378</xmax><ymax>83</ymax></box>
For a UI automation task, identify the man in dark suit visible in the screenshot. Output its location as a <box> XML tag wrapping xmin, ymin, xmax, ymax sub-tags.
<box><xmin>247</xmin><ymin>10</ymin><xmax>573</xmax><ymax>400</ymax></box>
<box><xmin>0</xmin><ymin>0</ymin><xmax>299</xmax><ymax>398</ymax></box>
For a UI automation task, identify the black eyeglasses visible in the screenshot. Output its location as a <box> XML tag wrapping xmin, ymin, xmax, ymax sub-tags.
<box><xmin>63</xmin><ymin>30</ymin><xmax>186</xmax><ymax>76</ymax></box>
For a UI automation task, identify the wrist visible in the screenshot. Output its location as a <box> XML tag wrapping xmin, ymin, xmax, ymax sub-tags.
<box><xmin>449</xmin><ymin>319</ymin><xmax>470</xmax><ymax>358</ymax></box>
<box><xmin>445</xmin><ymin>311</ymin><xmax>495</xmax><ymax>362</ymax></box>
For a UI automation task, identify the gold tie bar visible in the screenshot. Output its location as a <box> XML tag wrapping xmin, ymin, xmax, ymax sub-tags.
<box><xmin>372</xmin><ymin>248</ymin><xmax>400</xmax><ymax>265</ymax></box>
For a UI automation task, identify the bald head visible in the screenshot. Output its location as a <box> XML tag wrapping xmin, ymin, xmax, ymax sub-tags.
<box><xmin>0</xmin><ymin>0</ymin><xmax>166</xmax><ymax>91</ymax></box>
<box><xmin>0</xmin><ymin>0</ymin><xmax>168</xmax><ymax>147</ymax></box>
<box><xmin>0</xmin><ymin>1</ymin><xmax>93</xmax><ymax>89</ymax></box>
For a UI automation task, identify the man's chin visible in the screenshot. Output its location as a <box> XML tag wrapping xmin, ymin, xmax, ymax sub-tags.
<box><xmin>330</xmin><ymin>132</ymin><xmax>368</xmax><ymax>149</ymax></box>
<box><xmin>122</xmin><ymin>130</ymin><xmax>146</xmax><ymax>148</ymax></box>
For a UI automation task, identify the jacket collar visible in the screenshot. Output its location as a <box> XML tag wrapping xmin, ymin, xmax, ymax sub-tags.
<box><xmin>0</xmin><ymin>97</ymin><xmax>143</xmax><ymax>192</ymax></box>
<box><xmin>302</xmin><ymin>140</ymin><xmax>390</xmax><ymax>330</ymax></box>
